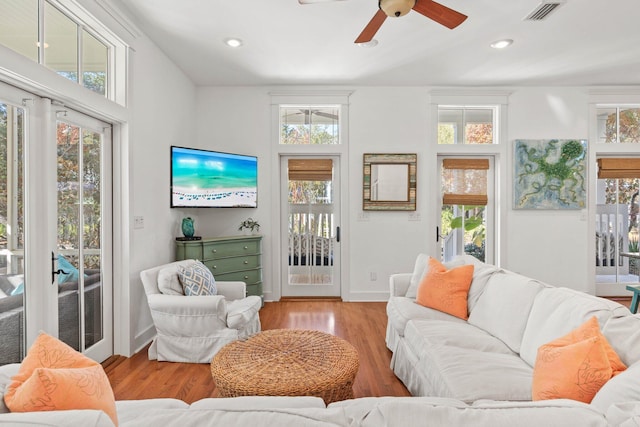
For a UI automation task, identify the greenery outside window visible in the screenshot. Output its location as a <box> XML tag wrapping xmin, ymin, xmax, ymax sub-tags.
<box><xmin>597</xmin><ymin>107</ymin><xmax>640</xmax><ymax>143</ymax></box>
<box><xmin>438</xmin><ymin>107</ymin><xmax>496</xmax><ymax>144</ymax></box>
<box><xmin>280</xmin><ymin>106</ymin><xmax>340</xmax><ymax>145</ymax></box>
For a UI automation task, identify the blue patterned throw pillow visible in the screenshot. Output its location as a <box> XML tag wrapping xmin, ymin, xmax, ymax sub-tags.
<box><xmin>178</xmin><ymin>261</ymin><xmax>217</xmax><ymax>296</ymax></box>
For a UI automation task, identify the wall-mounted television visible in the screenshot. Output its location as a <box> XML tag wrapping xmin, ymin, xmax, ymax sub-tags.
<box><xmin>170</xmin><ymin>146</ymin><xmax>257</xmax><ymax>208</ymax></box>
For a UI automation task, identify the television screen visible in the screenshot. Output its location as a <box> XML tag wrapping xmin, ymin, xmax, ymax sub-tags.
<box><xmin>171</xmin><ymin>146</ymin><xmax>257</xmax><ymax>208</ymax></box>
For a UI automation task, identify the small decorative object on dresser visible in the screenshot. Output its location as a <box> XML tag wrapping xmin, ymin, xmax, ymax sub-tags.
<box><xmin>175</xmin><ymin>235</ymin><xmax>263</xmax><ymax>300</ymax></box>
<box><xmin>238</xmin><ymin>217</ymin><xmax>260</xmax><ymax>234</ymax></box>
<box><xmin>181</xmin><ymin>217</ymin><xmax>195</xmax><ymax>237</ymax></box>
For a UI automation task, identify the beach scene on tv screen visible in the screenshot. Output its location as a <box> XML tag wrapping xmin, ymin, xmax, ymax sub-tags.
<box><xmin>172</xmin><ymin>147</ymin><xmax>257</xmax><ymax>207</ymax></box>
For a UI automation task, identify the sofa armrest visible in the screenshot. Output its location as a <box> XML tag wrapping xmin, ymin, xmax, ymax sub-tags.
<box><xmin>216</xmin><ymin>281</ymin><xmax>247</xmax><ymax>301</ymax></box>
<box><xmin>389</xmin><ymin>273</ymin><xmax>412</xmax><ymax>297</ymax></box>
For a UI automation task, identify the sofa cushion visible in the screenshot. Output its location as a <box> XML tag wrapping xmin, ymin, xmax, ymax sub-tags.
<box><xmin>386</xmin><ymin>297</ymin><xmax>466</xmax><ymax>338</ymax></box>
<box><xmin>410</xmin><ymin>342</ymin><xmax>533</xmax><ymax>402</ymax></box>
<box><xmin>157</xmin><ymin>265</ymin><xmax>185</xmax><ymax>296</ymax></box>
<box><xmin>416</xmin><ymin>257</ymin><xmax>474</xmax><ymax>319</ymax></box>
<box><xmin>468</xmin><ymin>271</ymin><xmax>546</xmax><ymax>353</ymax></box>
<box><xmin>519</xmin><ymin>287</ymin><xmax>628</xmax><ymax>367</ymax></box>
<box><xmin>405</xmin><ymin>254</ymin><xmax>464</xmax><ymax>299</ymax></box>
<box><xmin>4</xmin><ymin>332</ymin><xmax>117</xmax><ymax>425</ymax></box>
<box><xmin>403</xmin><ymin>319</ymin><xmax>533</xmax><ymax>401</ymax></box>
<box><xmin>178</xmin><ymin>261</ymin><xmax>217</xmax><ymax>296</ymax></box>
<box><xmin>601</xmin><ymin>313</ymin><xmax>640</xmax><ymax>367</ymax></box>
<box><xmin>591</xmin><ymin>361</ymin><xmax>640</xmax><ymax>414</ymax></box>
<box><xmin>532</xmin><ymin>333</ymin><xmax>612</xmax><ymax>403</ymax></box>
<box><xmin>352</xmin><ymin>399</ymin><xmax>606</xmax><ymax>427</ymax></box>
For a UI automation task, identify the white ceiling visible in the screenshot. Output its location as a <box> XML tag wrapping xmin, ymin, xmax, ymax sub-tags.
<box><xmin>120</xmin><ymin>0</ymin><xmax>640</xmax><ymax>87</ymax></box>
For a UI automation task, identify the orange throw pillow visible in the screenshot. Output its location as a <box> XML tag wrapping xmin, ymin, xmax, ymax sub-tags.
<box><xmin>532</xmin><ymin>317</ymin><xmax>626</xmax><ymax>404</ymax></box>
<box><xmin>4</xmin><ymin>332</ymin><xmax>118</xmax><ymax>426</ymax></box>
<box><xmin>416</xmin><ymin>257</ymin><xmax>474</xmax><ymax>320</ymax></box>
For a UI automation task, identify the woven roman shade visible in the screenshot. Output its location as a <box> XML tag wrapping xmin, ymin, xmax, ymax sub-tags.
<box><xmin>288</xmin><ymin>159</ymin><xmax>333</xmax><ymax>181</ymax></box>
<box><xmin>597</xmin><ymin>158</ymin><xmax>640</xmax><ymax>179</ymax></box>
<box><xmin>442</xmin><ymin>158</ymin><xmax>489</xmax><ymax>206</ymax></box>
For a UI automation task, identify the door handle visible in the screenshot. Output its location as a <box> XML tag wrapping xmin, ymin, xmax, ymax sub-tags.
<box><xmin>51</xmin><ymin>251</ymin><xmax>69</xmax><ymax>284</ymax></box>
<box><xmin>336</xmin><ymin>226</ymin><xmax>341</xmax><ymax>243</ymax></box>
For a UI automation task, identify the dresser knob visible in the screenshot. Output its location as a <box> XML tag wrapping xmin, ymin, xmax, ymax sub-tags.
<box><xmin>212</xmin><ymin>265</ymin><xmax>217</xmax><ymax>269</ymax></box>
<box><xmin>244</xmin><ymin>260</ymin><xmax>249</xmax><ymax>264</ymax></box>
<box><xmin>212</xmin><ymin>249</ymin><xmax>217</xmax><ymax>253</ymax></box>
<box><xmin>244</xmin><ymin>275</ymin><xmax>249</xmax><ymax>280</ymax></box>
<box><xmin>243</xmin><ymin>246</ymin><xmax>248</xmax><ymax>249</ymax></box>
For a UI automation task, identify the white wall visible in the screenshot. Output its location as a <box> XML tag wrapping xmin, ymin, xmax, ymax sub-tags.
<box><xmin>127</xmin><ymin>35</ymin><xmax>197</xmax><ymax>352</ymax></box>
<box><xmin>188</xmin><ymin>86</ymin><xmax>597</xmax><ymax>303</ymax></box>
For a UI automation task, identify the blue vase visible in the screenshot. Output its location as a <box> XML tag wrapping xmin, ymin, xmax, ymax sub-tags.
<box><xmin>181</xmin><ymin>217</ymin><xmax>195</xmax><ymax>238</ymax></box>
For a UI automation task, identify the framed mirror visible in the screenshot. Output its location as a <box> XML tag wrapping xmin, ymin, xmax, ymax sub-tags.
<box><xmin>363</xmin><ymin>153</ymin><xmax>417</xmax><ymax>211</ymax></box>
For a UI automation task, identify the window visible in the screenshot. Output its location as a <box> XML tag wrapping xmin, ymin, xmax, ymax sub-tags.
<box><xmin>597</xmin><ymin>107</ymin><xmax>640</xmax><ymax>144</ymax></box>
<box><xmin>0</xmin><ymin>0</ymin><xmax>120</xmax><ymax>100</ymax></box>
<box><xmin>280</xmin><ymin>106</ymin><xmax>340</xmax><ymax>145</ymax></box>
<box><xmin>438</xmin><ymin>107</ymin><xmax>497</xmax><ymax>144</ymax></box>
<box><xmin>595</xmin><ymin>158</ymin><xmax>640</xmax><ymax>286</ymax></box>
<box><xmin>440</xmin><ymin>158</ymin><xmax>491</xmax><ymax>263</ymax></box>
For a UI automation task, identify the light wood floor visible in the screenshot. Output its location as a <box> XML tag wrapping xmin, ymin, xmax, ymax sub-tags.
<box><xmin>103</xmin><ymin>301</ymin><xmax>411</xmax><ymax>402</ymax></box>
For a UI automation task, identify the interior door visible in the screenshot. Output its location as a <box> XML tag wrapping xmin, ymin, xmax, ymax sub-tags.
<box><xmin>56</xmin><ymin>110</ymin><xmax>113</xmax><ymax>362</ymax></box>
<box><xmin>280</xmin><ymin>156</ymin><xmax>341</xmax><ymax>298</ymax></box>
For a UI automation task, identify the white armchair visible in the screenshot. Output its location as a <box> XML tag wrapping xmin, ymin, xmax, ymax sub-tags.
<box><xmin>140</xmin><ymin>259</ymin><xmax>262</xmax><ymax>363</ymax></box>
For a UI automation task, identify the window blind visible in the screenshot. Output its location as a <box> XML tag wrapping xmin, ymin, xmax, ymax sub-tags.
<box><xmin>288</xmin><ymin>159</ymin><xmax>333</xmax><ymax>181</ymax></box>
<box><xmin>442</xmin><ymin>158</ymin><xmax>489</xmax><ymax>206</ymax></box>
<box><xmin>597</xmin><ymin>158</ymin><xmax>640</xmax><ymax>179</ymax></box>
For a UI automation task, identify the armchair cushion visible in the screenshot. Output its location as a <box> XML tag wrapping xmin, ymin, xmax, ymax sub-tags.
<box><xmin>157</xmin><ymin>266</ymin><xmax>185</xmax><ymax>296</ymax></box>
<box><xmin>178</xmin><ymin>261</ymin><xmax>217</xmax><ymax>296</ymax></box>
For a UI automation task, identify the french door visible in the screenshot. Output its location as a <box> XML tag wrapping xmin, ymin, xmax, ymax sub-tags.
<box><xmin>280</xmin><ymin>156</ymin><xmax>341</xmax><ymax>298</ymax></box>
<box><xmin>0</xmin><ymin>82</ymin><xmax>112</xmax><ymax>364</ymax></box>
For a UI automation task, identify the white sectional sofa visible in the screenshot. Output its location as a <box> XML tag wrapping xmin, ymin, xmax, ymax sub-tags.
<box><xmin>386</xmin><ymin>254</ymin><xmax>640</xmax><ymax>425</ymax></box>
<box><xmin>0</xmin><ymin>361</ymin><xmax>623</xmax><ymax>426</ymax></box>
<box><xmin>2</xmin><ymin>254</ymin><xmax>640</xmax><ymax>426</ymax></box>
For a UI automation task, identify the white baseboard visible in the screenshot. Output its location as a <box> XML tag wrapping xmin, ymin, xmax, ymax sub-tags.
<box><xmin>133</xmin><ymin>325</ymin><xmax>156</xmax><ymax>355</ymax></box>
<box><xmin>345</xmin><ymin>291</ymin><xmax>390</xmax><ymax>302</ymax></box>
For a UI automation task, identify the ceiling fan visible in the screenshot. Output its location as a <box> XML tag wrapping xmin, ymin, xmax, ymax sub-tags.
<box><xmin>298</xmin><ymin>0</ymin><xmax>467</xmax><ymax>43</ymax></box>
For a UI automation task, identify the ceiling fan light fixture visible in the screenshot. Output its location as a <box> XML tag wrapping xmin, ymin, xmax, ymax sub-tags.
<box><xmin>379</xmin><ymin>0</ymin><xmax>416</xmax><ymax>18</ymax></box>
<box><xmin>356</xmin><ymin>39</ymin><xmax>379</xmax><ymax>47</ymax></box>
<box><xmin>224</xmin><ymin>38</ymin><xmax>244</xmax><ymax>48</ymax></box>
<box><xmin>490</xmin><ymin>39</ymin><xmax>513</xmax><ymax>49</ymax></box>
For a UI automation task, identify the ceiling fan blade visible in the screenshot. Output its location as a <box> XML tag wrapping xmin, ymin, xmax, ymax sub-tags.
<box><xmin>412</xmin><ymin>0</ymin><xmax>467</xmax><ymax>29</ymax></box>
<box><xmin>355</xmin><ymin>9</ymin><xmax>387</xmax><ymax>43</ymax></box>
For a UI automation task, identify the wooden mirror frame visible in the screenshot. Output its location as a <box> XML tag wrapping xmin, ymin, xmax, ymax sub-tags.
<box><xmin>363</xmin><ymin>153</ymin><xmax>417</xmax><ymax>211</ymax></box>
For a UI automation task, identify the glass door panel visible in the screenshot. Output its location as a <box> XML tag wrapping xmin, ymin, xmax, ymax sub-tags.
<box><xmin>281</xmin><ymin>157</ymin><xmax>341</xmax><ymax>298</ymax></box>
<box><xmin>0</xmin><ymin>101</ymin><xmax>26</xmax><ymax>365</ymax></box>
<box><xmin>56</xmin><ymin>119</ymin><xmax>105</xmax><ymax>352</ymax></box>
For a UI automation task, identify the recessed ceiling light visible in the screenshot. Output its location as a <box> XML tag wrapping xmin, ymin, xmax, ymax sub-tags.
<box><xmin>490</xmin><ymin>39</ymin><xmax>513</xmax><ymax>49</ymax></box>
<box><xmin>224</xmin><ymin>38</ymin><xmax>243</xmax><ymax>48</ymax></box>
<box><xmin>356</xmin><ymin>39</ymin><xmax>378</xmax><ymax>48</ymax></box>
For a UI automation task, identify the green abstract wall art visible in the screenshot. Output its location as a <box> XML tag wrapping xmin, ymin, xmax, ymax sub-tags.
<box><xmin>514</xmin><ymin>139</ymin><xmax>587</xmax><ymax>210</ymax></box>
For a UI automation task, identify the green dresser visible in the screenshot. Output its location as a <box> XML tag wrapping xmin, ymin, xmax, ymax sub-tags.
<box><xmin>175</xmin><ymin>235</ymin><xmax>263</xmax><ymax>300</ymax></box>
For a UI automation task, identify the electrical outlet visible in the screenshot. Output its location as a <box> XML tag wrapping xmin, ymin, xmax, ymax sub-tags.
<box><xmin>358</xmin><ymin>212</ymin><xmax>370</xmax><ymax>221</ymax></box>
<box><xmin>408</xmin><ymin>212</ymin><xmax>421</xmax><ymax>221</ymax></box>
<box><xmin>370</xmin><ymin>272</ymin><xmax>377</xmax><ymax>281</ymax></box>
<box><xmin>134</xmin><ymin>216</ymin><xmax>144</xmax><ymax>229</ymax></box>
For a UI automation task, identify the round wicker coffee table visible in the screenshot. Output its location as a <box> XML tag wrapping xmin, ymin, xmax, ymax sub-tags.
<box><xmin>210</xmin><ymin>329</ymin><xmax>359</xmax><ymax>404</ymax></box>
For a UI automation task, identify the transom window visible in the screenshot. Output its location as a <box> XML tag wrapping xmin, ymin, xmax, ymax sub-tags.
<box><xmin>596</xmin><ymin>107</ymin><xmax>640</xmax><ymax>143</ymax></box>
<box><xmin>280</xmin><ymin>106</ymin><xmax>340</xmax><ymax>145</ymax></box>
<box><xmin>0</xmin><ymin>0</ymin><xmax>123</xmax><ymax>100</ymax></box>
<box><xmin>438</xmin><ymin>107</ymin><xmax>497</xmax><ymax>144</ymax></box>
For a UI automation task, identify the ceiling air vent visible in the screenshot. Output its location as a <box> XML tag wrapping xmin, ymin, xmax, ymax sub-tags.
<box><xmin>524</xmin><ymin>1</ymin><xmax>564</xmax><ymax>21</ymax></box>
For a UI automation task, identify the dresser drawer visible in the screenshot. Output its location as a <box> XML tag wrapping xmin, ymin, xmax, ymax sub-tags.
<box><xmin>213</xmin><ymin>269</ymin><xmax>261</xmax><ymax>285</ymax></box>
<box><xmin>202</xmin><ymin>240</ymin><xmax>260</xmax><ymax>259</ymax></box>
<box><xmin>204</xmin><ymin>255</ymin><xmax>260</xmax><ymax>273</ymax></box>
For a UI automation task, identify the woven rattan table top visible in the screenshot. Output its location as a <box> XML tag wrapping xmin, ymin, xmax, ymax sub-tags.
<box><xmin>210</xmin><ymin>329</ymin><xmax>359</xmax><ymax>403</ymax></box>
